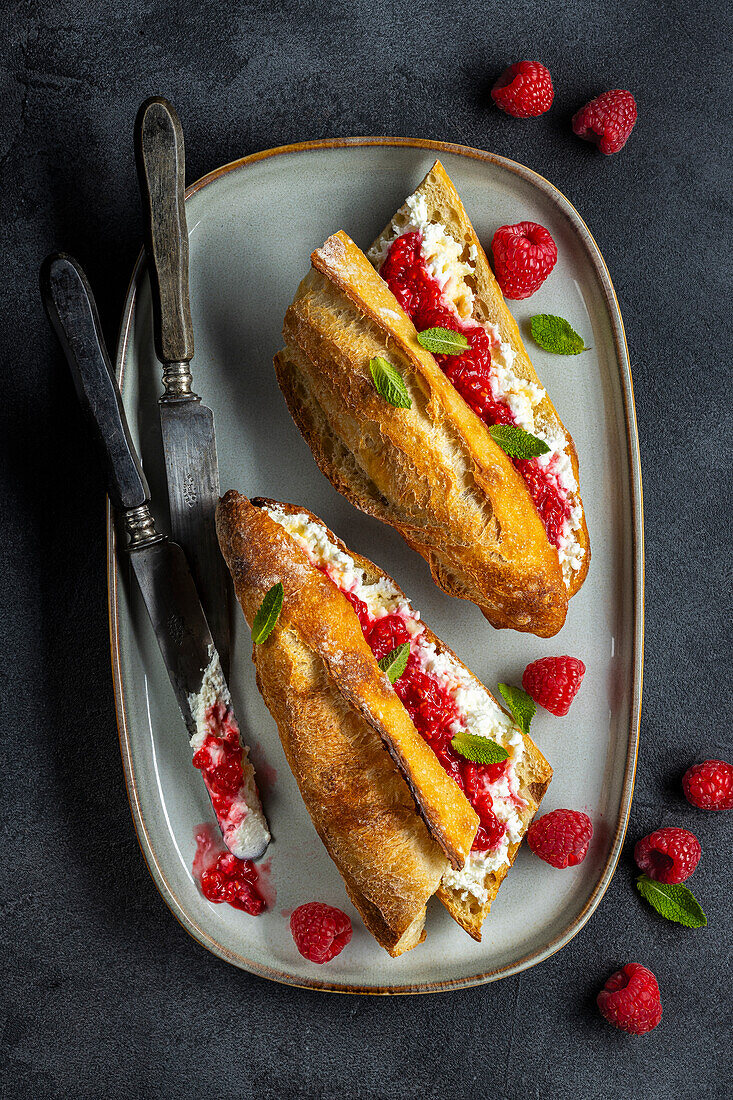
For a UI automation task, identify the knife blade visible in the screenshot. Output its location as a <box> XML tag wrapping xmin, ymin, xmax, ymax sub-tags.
<box><xmin>40</xmin><ymin>252</ymin><xmax>269</xmax><ymax>861</ymax></box>
<box><xmin>134</xmin><ymin>96</ymin><xmax>231</xmax><ymax>680</ymax></box>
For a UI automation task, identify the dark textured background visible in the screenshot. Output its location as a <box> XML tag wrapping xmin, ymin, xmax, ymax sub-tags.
<box><xmin>2</xmin><ymin>1</ymin><xmax>731</xmax><ymax>1097</ymax></box>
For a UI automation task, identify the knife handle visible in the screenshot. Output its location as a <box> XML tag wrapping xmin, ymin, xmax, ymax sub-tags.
<box><xmin>135</xmin><ymin>97</ymin><xmax>195</xmax><ymax>384</ymax></box>
<box><xmin>40</xmin><ymin>253</ymin><xmax>158</xmax><ymax>539</ymax></box>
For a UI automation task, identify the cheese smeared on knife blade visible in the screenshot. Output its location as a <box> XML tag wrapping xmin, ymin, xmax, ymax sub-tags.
<box><xmin>188</xmin><ymin>649</ymin><xmax>270</xmax><ymax>861</ymax></box>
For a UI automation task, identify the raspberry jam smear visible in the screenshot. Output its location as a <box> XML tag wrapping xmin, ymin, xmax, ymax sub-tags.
<box><xmin>192</xmin><ymin>702</ymin><xmax>251</xmax><ymax>849</ymax></box>
<box><xmin>337</xmin><ymin>591</ymin><xmax>507</xmax><ymax>854</ymax></box>
<box><xmin>193</xmin><ymin>823</ymin><xmax>269</xmax><ymax>914</ymax></box>
<box><xmin>380</xmin><ymin>231</ymin><xmax>571</xmax><ymax>548</ymax></box>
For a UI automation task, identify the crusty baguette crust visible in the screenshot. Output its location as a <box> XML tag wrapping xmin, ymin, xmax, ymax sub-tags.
<box><xmin>339</xmin><ymin>865</ymin><xmax>427</xmax><ymax>956</ymax></box>
<box><xmin>249</xmin><ymin>627</ymin><xmax>432</xmax><ymax>956</ymax></box>
<box><xmin>276</xmin><ymin>230</ymin><xmax>568</xmax><ymax>638</ymax></box>
<box><xmin>249</xmin><ymin>496</ymin><xmax>552</xmax><ymax>943</ymax></box>
<box><xmin>369</xmin><ymin>159</ymin><xmax>590</xmax><ymax>596</ymax></box>
<box><xmin>216</xmin><ymin>491</ymin><xmax>480</xmax><ymax>955</ymax></box>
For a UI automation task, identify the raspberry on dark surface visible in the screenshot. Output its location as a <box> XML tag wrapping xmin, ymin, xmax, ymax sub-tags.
<box><xmin>597</xmin><ymin>963</ymin><xmax>663</xmax><ymax>1035</ymax></box>
<box><xmin>522</xmin><ymin>656</ymin><xmax>585</xmax><ymax>716</ymax></box>
<box><xmin>527</xmin><ymin>808</ymin><xmax>593</xmax><ymax>868</ymax></box>
<box><xmin>682</xmin><ymin>759</ymin><xmax>733</xmax><ymax>810</ymax></box>
<box><xmin>572</xmin><ymin>89</ymin><xmax>638</xmax><ymax>154</ymax></box>
<box><xmin>290</xmin><ymin>902</ymin><xmax>352</xmax><ymax>964</ymax></box>
<box><xmin>634</xmin><ymin>827</ymin><xmax>701</xmax><ymax>884</ymax></box>
<box><xmin>491</xmin><ymin>61</ymin><xmax>554</xmax><ymax>118</ymax></box>
<box><xmin>491</xmin><ymin>222</ymin><xmax>557</xmax><ymax>300</ymax></box>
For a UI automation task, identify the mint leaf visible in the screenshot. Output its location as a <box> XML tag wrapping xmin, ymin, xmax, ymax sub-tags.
<box><xmin>530</xmin><ymin>314</ymin><xmax>588</xmax><ymax>355</ymax></box>
<box><xmin>369</xmin><ymin>357</ymin><xmax>411</xmax><ymax>409</ymax></box>
<box><xmin>251</xmin><ymin>582</ymin><xmax>284</xmax><ymax>643</ymax></box>
<box><xmin>636</xmin><ymin>875</ymin><xmax>707</xmax><ymax>929</ymax></box>
<box><xmin>498</xmin><ymin>683</ymin><xmax>536</xmax><ymax>736</ymax></box>
<box><xmin>450</xmin><ymin>731</ymin><xmax>509</xmax><ymax>765</ymax></box>
<box><xmin>488</xmin><ymin>424</ymin><xmax>550</xmax><ymax>460</ymax></box>
<box><xmin>417</xmin><ymin>327</ymin><xmax>471</xmax><ymax>355</ymax></box>
<box><xmin>377</xmin><ymin>641</ymin><xmax>410</xmax><ymax>684</ymax></box>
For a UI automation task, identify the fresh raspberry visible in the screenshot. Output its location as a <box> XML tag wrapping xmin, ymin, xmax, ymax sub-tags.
<box><xmin>682</xmin><ymin>760</ymin><xmax>733</xmax><ymax>810</ymax></box>
<box><xmin>634</xmin><ymin>826</ymin><xmax>701</xmax><ymax>884</ymax></box>
<box><xmin>491</xmin><ymin>222</ymin><xmax>558</xmax><ymax>300</ymax></box>
<box><xmin>491</xmin><ymin>61</ymin><xmax>554</xmax><ymax>118</ymax></box>
<box><xmin>526</xmin><ymin>808</ymin><xmax>593</xmax><ymax>868</ymax></box>
<box><xmin>572</xmin><ymin>90</ymin><xmax>638</xmax><ymax>155</ymax></box>
<box><xmin>290</xmin><ymin>902</ymin><xmax>352</xmax><ymax>964</ymax></box>
<box><xmin>522</xmin><ymin>656</ymin><xmax>585</xmax><ymax>716</ymax></box>
<box><xmin>597</xmin><ymin>963</ymin><xmax>662</xmax><ymax>1035</ymax></box>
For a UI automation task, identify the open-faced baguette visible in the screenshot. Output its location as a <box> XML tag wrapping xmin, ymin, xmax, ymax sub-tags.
<box><xmin>368</xmin><ymin>159</ymin><xmax>590</xmax><ymax>597</ymax></box>
<box><xmin>216</xmin><ymin>491</ymin><xmax>552</xmax><ymax>949</ymax></box>
<box><xmin>216</xmin><ymin>490</ymin><xmax>478</xmax><ymax>956</ymax></box>
<box><xmin>276</xmin><ymin>232</ymin><xmax>568</xmax><ymax>638</ymax></box>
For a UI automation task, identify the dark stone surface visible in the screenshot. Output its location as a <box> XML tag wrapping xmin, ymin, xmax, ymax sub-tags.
<box><xmin>1</xmin><ymin>2</ymin><xmax>731</xmax><ymax>1097</ymax></box>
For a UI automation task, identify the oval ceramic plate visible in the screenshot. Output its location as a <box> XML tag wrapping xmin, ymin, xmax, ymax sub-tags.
<box><xmin>110</xmin><ymin>138</ymin><xmax>643</xmax><ymax>993</ymax></box>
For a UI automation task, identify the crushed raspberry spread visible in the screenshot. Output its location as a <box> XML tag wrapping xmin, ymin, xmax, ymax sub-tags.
<box><xmin>192</xmin><ymin>823</ymin><xmax>267</xmax><ymax>914</ymax></box>
<box><xmin>380</xmin><ymin>232</ymin><xmax>570</xmax><ymax>547</ymax></box>
<box><xmin>191</xmin><ymin>702</ymin><xmax>250</xmax><ymax>846</ymax></box>
<box><xmin>371</xmin><ymin>613</ymin><xmax>507</xmax><ymax>852</ymax></box>
<box><xmin>332</xmin><ymin>586</ymin><xmax>508</xmax><ymax>853</ymax></box>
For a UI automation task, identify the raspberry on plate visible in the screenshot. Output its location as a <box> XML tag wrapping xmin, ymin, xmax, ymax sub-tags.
<box><xmin>491</xmin><ymin>222</ymin><xmax>558</xmax><ymax>300</ymax></box>
<box><xmin>491</xmin><ymin>61</ymin><xmax>554</xmax><ymax>118</ymax></box>
<box><xmin>682</xmin><ymin>759</ymin><xmax>733</xmax><ymax>810</ymax></box>
<box><xmin>597</xmin><ymin>963</ymin><xmax>662</xmax><ymax>1035</ymax></box>
<box><xmin>572</xmin><ymin>89</ymin><xmax>638</xmax><ymax>154</ymax></box>
<box><xmin>522</xmin><ymin>656</ymin><xmax>585</xmax><ymax>716</ymax></box>
<box><xmin>290</xmin><ymin>902</ymin><xmax>352</xmax><ymax>963</ymax></box>
<box><xmin>526</xmin><ymin>808</ymin><xmax>593</xmax><ymax>868</ymax></box>
<box><xmin>634</xmin><ymin>826</ymin><xmax>701</xmax><ymax>884</ymax></box>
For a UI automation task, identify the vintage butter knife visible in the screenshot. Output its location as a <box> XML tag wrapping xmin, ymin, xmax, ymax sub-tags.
<box><xmin>134</xmin><ymin>97</ymin><xmax>231</xmax><ymax>679</ymax></box>
<box><xmin>41</xmin><ymin>253</ymin><xmax>269</xmax><ymax>861</ymax></box>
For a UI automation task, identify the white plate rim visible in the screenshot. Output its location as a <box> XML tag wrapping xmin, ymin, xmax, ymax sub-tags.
<box><xmin>108</xmin><ymin>136</ymin><xmax>644</xmax><ymax>994</ymax></box>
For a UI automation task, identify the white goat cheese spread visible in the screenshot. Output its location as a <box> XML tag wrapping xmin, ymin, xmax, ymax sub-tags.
<box><xmin>264</xmin><ymin>506</ymin><xmax>528</xmax><ymax>902</ymax></box>
<box><xmin>368</xmin><ymin>199</ymin><xmax>585</xmax><ymax>586</ymax></box>
<box><xmin>189</xmin><ymin>648</ymin><xmax>231</xmax><ymax>751</ymax></box>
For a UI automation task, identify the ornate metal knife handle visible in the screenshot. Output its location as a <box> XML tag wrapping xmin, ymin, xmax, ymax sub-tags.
<box><xmin>40</xmin><ymin>253</ymin><xmax>166</xmax><ymax>553</ymax></box>
<box><xmin>160</xmin><ymin>359</ymin><xmax>199</xmax><ymax>402</ymax></box>
<box><xmin>124</xmin><ymin>504</ymin><xmax>165</xmax><ymax>549</ymax></box>
<box><xmin>135</xmin><ymin>98</ymin><xmax>196</xmax><ymax>377</ymax></box>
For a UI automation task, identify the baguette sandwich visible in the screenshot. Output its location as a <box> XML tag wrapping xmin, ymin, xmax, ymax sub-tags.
<box><xmin>368</xmin><ymin>160</ymin><xmax>590</xmax><ymax>598</ymax></box>
<box><xmin>216</xmin><ymin>491</ymin><xmax>552</xmax><ymax>951</ymax></box>
<box><xmin>275</xmin><ymin>234</ymin><xmax>567</xmax><ymax>638</ymax></box>
<box><xmin>273</xmin><ymin>166</ymin><xmax>588</xmax><ymax>639</ymax></box>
